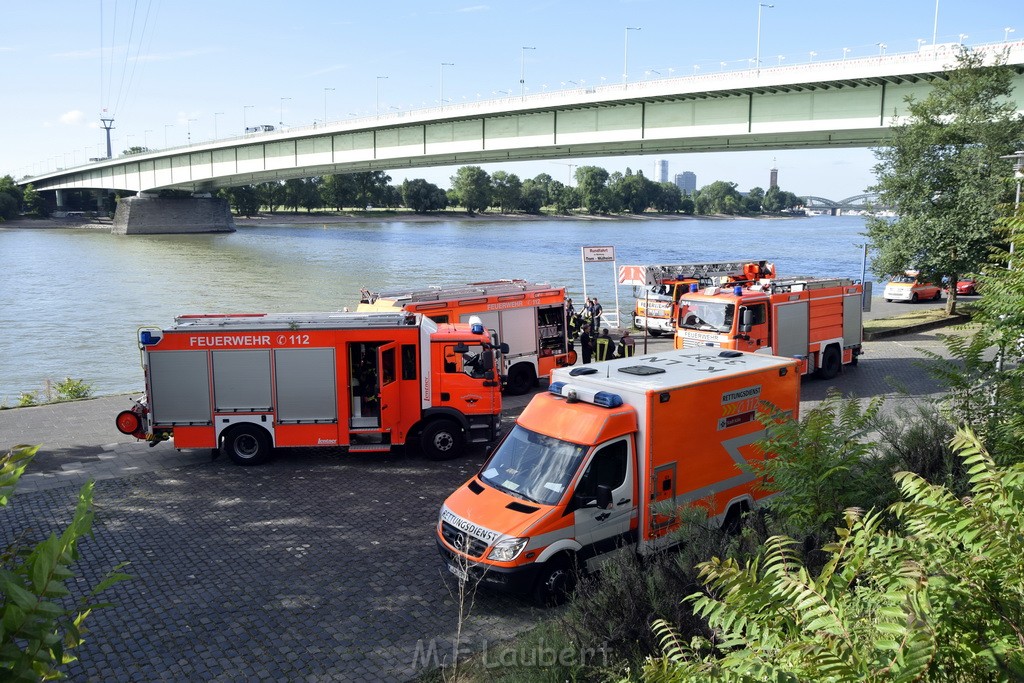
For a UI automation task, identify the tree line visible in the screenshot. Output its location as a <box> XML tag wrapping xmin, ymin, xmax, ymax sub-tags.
<box><xmin>213</xmin><ymin>165</ymin><xmax>803</xmax><ymax>218</ymax></box>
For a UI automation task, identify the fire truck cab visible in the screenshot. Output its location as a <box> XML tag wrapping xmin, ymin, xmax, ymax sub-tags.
<box><xmin>623</xmin><ymin>261</ymin><xmax>776</xmax><ymax>336</ymax></box>
<box><xmin>358</xmin><ymin>280</ymin><xmax>575</xmax><ymax>395</ymax></box>
<box><xmin>115</xmin><ymin>312</ymin><xmax>503</xmax><ymax>465</ymax></box>
<box><xmin>675</xmin><ymin>276</ymin><xmax>863</xmax><ymax>379</ymax></box>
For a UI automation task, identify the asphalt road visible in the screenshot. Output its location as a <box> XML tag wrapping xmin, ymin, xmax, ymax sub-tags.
<box><xmin>0</xmin><ymin>321</ymin><xmax>963</xmax><ymax>682</ymax></box>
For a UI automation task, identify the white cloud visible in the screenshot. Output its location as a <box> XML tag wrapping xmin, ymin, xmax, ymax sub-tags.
<box><xmin>457</xmin><ymin>5</ymin><xmax>489</xmax><ymax>12</ymax></box>
<box><xmin>59</xmin><ymin>110</ymin><xmax>85</xmax><ymax>125</ymax></box>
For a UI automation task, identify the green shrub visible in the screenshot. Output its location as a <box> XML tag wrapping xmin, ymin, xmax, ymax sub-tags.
<box><xmin>0</xmin><ymin>445</ymin><xmax>131</xmax><ymax>679</ymax></box>
<box><xmin>53</xmin><ymin>377</ymin><xmax>93</xmax><ymax>402</ymax></box>
<box><xmin>17</xmin><ymin>391</ymin><xmax>38</xmax><ymax>407</ymax></box>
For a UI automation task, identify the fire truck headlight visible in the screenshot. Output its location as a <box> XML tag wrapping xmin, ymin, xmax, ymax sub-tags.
<box><xmin>487</xmin><ymin>537</ymin><xmax>528</xmax><ymax>562</ymax></box>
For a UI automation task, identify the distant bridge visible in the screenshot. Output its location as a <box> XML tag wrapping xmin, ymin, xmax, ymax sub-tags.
<box><xmin>801</xmin><ymin>193</ymin><xmax>889</xmax><ymax>211</ymax></box>
<box><xmin>21</xmin><ymin>41</ymin><xmax>1024</xmax><ymax>195</ymax></box>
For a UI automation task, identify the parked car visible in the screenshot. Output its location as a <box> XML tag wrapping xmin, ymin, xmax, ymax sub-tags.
<box><xmin>954</xmin><ymin>278</ymin><xmax>979</xmax><ymax>296</ymax></box>
<box><xmin>883</xmin><ymin>272</ymin><xmax>942</xmax><ymax>303</ymax></box>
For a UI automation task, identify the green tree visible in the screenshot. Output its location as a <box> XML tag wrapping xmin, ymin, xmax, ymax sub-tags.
<box><xmin>257</xmin><ymin>181</ymin><xmax>286</xmax><ymax>213</ymax></box>
<box><xmin>694</xmin><ymin>181</ymin><xmax>743</xmax><ymax>215</ymax></box>
<box><xmin>616</xmin><ymin>171</ymin><xmax>657</xmax><ymax>214</ymax></box>
<box><xmin>647</xmin><ymin>428</ymin><xmax>1024</xmax><ymax>682</ymax></box>
<box><xmin>652</xmin><ymin>182</ymin><xmax>684</xmax><ymax>213</ymax></box>
<box><xmin>449</xmin><ymin>166</ymin><xmax>492</xmax><ymax>215</ymax></box>
<box><xmin>519</xmin><ymin>178</ymin><xmax>546</xmax><ymax>214</ymax></box>
<box><xmin>0</xmin><ymin>175</ymin><xmax>25</xmax><ymax>220</ymax></box>
<box><xmin>21</xmin><ymin>183</ymin><xmax>44</xmax><ymax>217</ymax></box>
<box><xmin>531</xmin><ymin>172</ymin><xmax>554</xmax><ymax>206</ymax></box>
<box><xmin>351</xmin><ymin>171</ymin><xmax>392</xmax><ymax>208</ymax></box>
<box><xmin>490</xmin><ymin>171</ymin><xmax>522</xmax><ymax>213</ymax></box>
<box><xmin>866</xmin><ymin>48</ymin><xmax>1024</xmax><ymax>315</ymax></box>
<box><xmin>743</xmin><ymin>186</ymin><xmax>765</xmax><ymax>213</ymax></box>
<box><xmin>401</xmin><ymin>178</ymin><xmax>447</xmax><ymax>213</ymax></box>
<box><xmin>679</xmin><ymin>196</ymin><xmax>695</xmax><ymax>215</ymax></box>
<box><xmin>300</xmin><ymin>177</ymin><xmax>323</xmax><ymax>212</ymax></box>
<box><xmin>550</xmin><ymin>181</ymin><xmax>579</xmax><ymax>215</ymax></box>
<box><xmin>320</xmin><ymin>174</ymin><xmax>357</xmax><ymax>210</ymax></box>
<box><xmin>575</xmin><ymin>166</ymin><xmax>610</xmax><ymax>214</ymax></box>
<box><xmin>1</xmin><ymin>445</ymin><xmax>131</xmax><ymax>679</ymax></box>
<box><xmin>221</xmin><ymin>185</ymin><xmax>261</xmax><ymax>217</ymax></box>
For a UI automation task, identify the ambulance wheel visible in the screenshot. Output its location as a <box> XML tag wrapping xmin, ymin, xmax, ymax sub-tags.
<box><xmin>533</xmin><ymin>555</ymin><xmax>576</xmax><ymax>607</ymax></box>
<box><xmin>421</xmin><ymin>420</ymin><xmax>463</xmax><ymax>461</ymax></box>
<box><xmin>505</xmin><ymin>364</ymin><xmax>536</xmax><ymax>396</ymax></box>
<box><xmin>816</xmin><ymin>346</ymin><xmax>842</xmax><ymax>381</ymax></box>
<box><xmin>222</xmin><ymin>425</ymin><xmax>272</xmax><ymax>466</ymax></box>
<box><xmin>911</xmin><ymin>293</ymin><xmax>919</xmax><ymax>303</ymax></box>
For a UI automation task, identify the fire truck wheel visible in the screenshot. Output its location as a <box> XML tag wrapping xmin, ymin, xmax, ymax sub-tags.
<box><xmin>222</xmin><ymin>425</ymin><xmax>272</xmax><ymax>466</ymax></box>
<box><xmin>816</xmin><ymin>346</ymin><xmax>842</xmax><ymax>381</ymax></box>
<box><xmin>505</xmin><ymin>364</ymin><xmax>536</xmax><ymax>396</ymax></box>
<box><xmin>532</xmin><ymin>555</ymin><xmax>577</xmax><ymax>606</ymax></box>
<box><xmin>421</xmin><ymin>420</ymin><xmax>463</xmax><ymax>461</ymax></box>
<box><xmin>649</xmin><ymin>329</ymin><xmax>663</xmax><ymax>337</ymax></box>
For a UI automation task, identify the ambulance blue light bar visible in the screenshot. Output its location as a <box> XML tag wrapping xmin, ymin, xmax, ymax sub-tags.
<box><xmin>547</xmin><ymin>381</ymin><xmax>623</xmax><ymax>408</ymax></box>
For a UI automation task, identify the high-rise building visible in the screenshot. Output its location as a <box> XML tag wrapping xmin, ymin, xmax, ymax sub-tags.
<box><xmin>674</xmin><ymin>171</ymin><xmax>697</xmax><ymax>196</ymax></box>
<box><xmin>654</xmin><ymin>159</ymin><xmax>669</xmax><ymax>183</ymax></box>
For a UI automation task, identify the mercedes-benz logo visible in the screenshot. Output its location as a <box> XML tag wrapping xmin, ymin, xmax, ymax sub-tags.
<box><xmin>454</xmin><ymin>533</ymin><xmax>466</xmax><ymax>551</ymax></box>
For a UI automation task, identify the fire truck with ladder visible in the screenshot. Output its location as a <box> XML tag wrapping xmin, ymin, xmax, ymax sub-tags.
<box><xmin>621</xmin><ymin>261</ymin><xmax>776</xmax><ymax>336</ymax></box>
<box><xmin>114</xmin><ymin>311</ymin><xmax>505</xmax><ymax>465</ymax></box>
<box><xmin>674</xmin><ymin>276</ymin><xmax>864</xmax><ymax>379</ymax></box>
<box><xmin>358</xmin><ymin>280</ymin><xmax>575</xmax><ymax>395</ymax></box>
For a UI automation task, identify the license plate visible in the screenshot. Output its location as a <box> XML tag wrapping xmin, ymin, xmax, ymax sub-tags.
<box><xmin>448</xmin><ymin>563</ymin><xmax>468</xmax><ymax>581</ymax></box>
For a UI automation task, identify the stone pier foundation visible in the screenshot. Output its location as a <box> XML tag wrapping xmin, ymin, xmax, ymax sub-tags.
<box><xmin>112</xmin><ymin>194</ymin><xmax>236</xmax><ymax>235</ymax></box>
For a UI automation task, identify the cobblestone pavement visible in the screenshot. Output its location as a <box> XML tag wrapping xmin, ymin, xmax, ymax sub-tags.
<box><xmin>0</xmin><ymin>328</ymin><xmax>958</xmax><ymax>681</ymax></box>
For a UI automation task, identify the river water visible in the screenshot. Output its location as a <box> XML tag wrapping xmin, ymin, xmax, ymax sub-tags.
<box><xmin>0</xmin><ymin>214</ymin><xmax>869</xmax><ymax>401</ymax></box>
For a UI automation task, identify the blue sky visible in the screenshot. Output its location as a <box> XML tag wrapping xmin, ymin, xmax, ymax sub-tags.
<box><xmin>2</xmin><ymin>0</ymin><xmax>1019</xmax><ymax>200</ymax></box>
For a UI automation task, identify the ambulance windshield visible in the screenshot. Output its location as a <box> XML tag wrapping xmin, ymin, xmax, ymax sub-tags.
<box><xmin>677</xmin><ymin>300</ymin><xmax>735</xmax><ymax>333</ymax></box>
<box><xmin>480</xmin><ymin>425</ymin><xmax>586</xmax><ymax>506</ymax></box>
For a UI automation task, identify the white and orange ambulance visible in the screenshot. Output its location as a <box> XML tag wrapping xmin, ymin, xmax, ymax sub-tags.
<box><xmin>675</xmin><ymin>276</ymin><xmax>863</xmax><ymax>379</ymax></box>
<box><xmin>115</xmin><ymin>311</ymin><xmax>504</xmax><ymax>465</ymax></box>
<box><xmin>436</xmin><ymin>347</ymin><xmax>800</xmax><ymax>604</ymax></box>
<box><xmin>358</xmin><ymin>280</ymin><xmax>575</xmax><ymax>395</ymax></box>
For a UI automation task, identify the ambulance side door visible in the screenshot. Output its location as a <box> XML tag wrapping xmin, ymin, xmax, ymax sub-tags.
<box><xmin>571</xmin><ymin>437</ymin><xmax>637</xmax><ymax>571</ymax></box>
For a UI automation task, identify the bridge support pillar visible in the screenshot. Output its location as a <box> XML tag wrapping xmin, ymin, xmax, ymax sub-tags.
<box><xmin>112</xmin><ymin>193</ymin><xmax>236</xmax><ymax>235</ymax></box>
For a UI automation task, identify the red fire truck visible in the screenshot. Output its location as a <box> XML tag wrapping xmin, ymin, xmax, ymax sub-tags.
<box><xmin>674</xmin><ymin>276</ymin><xmax>863</xmax><ymax>378</ymax></box>
<box><xmin>620</xmin><ymin>261</ymin><xmax>776</xmax><ymax>336</ymax></box>
<box><xmin>115</xmin><ymin>312</ymin><xmax>504</xmax><ymax>465</ymax></box>
<box><xmin>358</xmin><ymin>280</ymin><xmax>575</xmax><ymax>395</ymax></box>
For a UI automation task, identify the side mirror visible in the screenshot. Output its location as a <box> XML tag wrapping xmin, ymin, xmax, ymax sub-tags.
<box><xmin>740</xmin><ymin>308</ymin><xmax>753</xmax><ymax>334</ymax></box>
<box><xmin>499</xmin><ymin>343</ymin><xmax>510</xmax><ymax>355</ymax></box>
<box><xmin>453</xmin><ymin>343</ymin><xmax>470</xmax><ymax>354</ymax></box>
<box><xmin>596</xmin><ymin>484</ymin><xmax>613</xmax><ymax>511</ymax></box>
<box><xmin>480</xmin><ymin>351</ymin><xmax>494</xmax><ymax>372</ymax></box>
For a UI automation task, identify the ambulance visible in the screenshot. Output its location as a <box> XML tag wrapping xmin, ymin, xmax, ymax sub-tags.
<box><xmin>114</xmin><ymin>311</ymin><xmax>504</xmax><ymax>465</ymax></box>
<box><xmin>620</xmin><ymin>261</ymin><xmax>776</xmax><ymax>336</ymax></box>
<box><xmin>358</xmin><ymin>280</ymin><xmax>575</xmax><ymax>395</ymax></box>
<box><xmin>436</xmin><ymin>347</ymin><xmax>800</xmax><ymax>604</ymax></box>
<box><xmin>675</xmin><ymin>276</ymin><xmax>863</xmax><ymax>379</ymax></box>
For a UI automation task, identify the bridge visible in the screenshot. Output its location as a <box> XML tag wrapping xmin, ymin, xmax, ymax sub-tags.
<box><xmin>19</xmin><ymin>40</ymin><xmax>1024</xmax><ymax>233</ymax></box>
<box><xmin>801</xmin><ymin>193</ymin><xmax>888</xmax><ymax>212</ymax></box>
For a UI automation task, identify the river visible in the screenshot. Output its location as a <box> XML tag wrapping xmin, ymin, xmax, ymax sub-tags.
<box><xmin>0</xmin><ymin>214</ymin><xmax>870</xmax><ymax>401</ymax></box>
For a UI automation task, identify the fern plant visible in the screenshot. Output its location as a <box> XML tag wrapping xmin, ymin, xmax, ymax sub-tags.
<box><xmin>641</xmin><ymin>428</ymin><xmax>1024</xmax><ymax>682</ymax></box>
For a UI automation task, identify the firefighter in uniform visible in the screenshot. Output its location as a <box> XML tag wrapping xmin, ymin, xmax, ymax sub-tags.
<box><xmin>595</xmin><ymin>328</ymin><xmax>616</xmax><ymax>361</ymax></box>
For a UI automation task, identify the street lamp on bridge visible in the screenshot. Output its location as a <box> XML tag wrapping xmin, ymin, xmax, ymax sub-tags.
<box><xmin>144</xmin><ymin>129</ymin><xmax>152</xmax><ymax>148</ymax></box>
<box><xmin>755</xmin><ymin>3</ymin><xmax>773</xmax><ymax>73</ymax></box>
<box><xmin>876</xmin><ymin>42</ymin><xmax>887</xmax><ymax>56</ymax></box>
<box><xmin>1006</xmin><ymin>27</ymin><xmax>1016</xmax><ymax>42</ymax></box>
<box><xmin>439</xmin><ymin>62</ymin><xmax>454</xmax><ymax>104</ymax></box>
<box><xmin>279</xmin><ymin>97</ymin><xmax>291</xmax><ymax>127</ymax></box>
<box><xmin>520</xmin><ymin>47</ymin><xmax>535</xmax><ymax>98</ymax></box>
<box><xmin>623</xmin><ymin>26</ymin><xmax>641</xmax><ymax>82</ymax></box>
<box><xmin>214</xmin><ymin>112</ymin><xmax>224</xmax><ymax>139</ymax></box>
<box><xmin>186</xmin><ymin>118</ymin><xmax>198</xmax><ymax>144</ymax></box>
<box><xmin>376</xmin><ymin>76</ymin><xmax>388</xmax><ymax>116</ymax></box>
<box><xmin>163</xmin><ymin>124</ymin><xmax>173</xmax><ymax>147</ymax></box>
<box><xmin>323</xmin><ymin>88</ymin><xmax>334</xmax><ymax>125</ymax></box>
